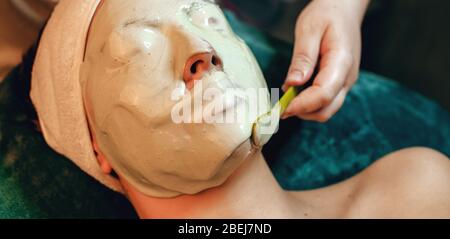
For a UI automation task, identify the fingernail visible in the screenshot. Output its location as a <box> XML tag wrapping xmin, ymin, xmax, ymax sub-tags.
<box><xmin>284</xmin><ymin>103</ymin><xmax>304</xmax><ymax>118</ymax></box>
<box><xmin>283</xmin><ymin>110</ymin><xmax>292</xmax><ymax>118</ymax></box>
<box><xmin>282</xmin><ymin>107</ymin><xmax>294</xmax><ymax>119</ymax></box>
<box><xmin>285</xmin><ymin>104</ymin><xmax>294</xmax><ymax>115</ymax></box>
<box><xmin>287</xmin><ymin>70</ymin><xmax>304</xmax><ymax>83</ymax></box>
<box><xmin>281</xmin><ymin>113</ymin><xmax>290</xmax><ymax>120</ymax></box>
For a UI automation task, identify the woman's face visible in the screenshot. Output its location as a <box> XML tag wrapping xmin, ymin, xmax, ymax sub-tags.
<box><xmin>81</xmin><ymin>0</ymin><xmax>271</xmax><ymax>197</ymax></box>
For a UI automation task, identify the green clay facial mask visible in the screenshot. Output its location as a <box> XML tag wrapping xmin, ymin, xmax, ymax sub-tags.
<box><xmin>81</xmin><ymin>0</ymin><xmax>273</xmax><ymax>197</ymax></box>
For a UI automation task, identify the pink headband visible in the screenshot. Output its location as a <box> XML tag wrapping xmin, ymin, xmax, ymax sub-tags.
<box><xmin>30</xmin><ymin>0</ymin><xmax>124</xmax><ymax>193</ymax></box>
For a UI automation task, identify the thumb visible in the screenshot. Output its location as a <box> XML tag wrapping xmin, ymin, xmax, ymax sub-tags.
<box><xmin>283</xmin><ymin>22</ymin><xmax>323</xmax><ymax>91</ymax></box>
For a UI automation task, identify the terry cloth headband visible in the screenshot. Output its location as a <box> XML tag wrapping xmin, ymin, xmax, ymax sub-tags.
<box><xmin>30</xmin><ymin>0</ymin><xmax>124</xmax><ymax>193</ymax></box>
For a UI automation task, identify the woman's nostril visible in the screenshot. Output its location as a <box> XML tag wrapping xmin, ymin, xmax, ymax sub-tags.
<box><xmin>211</xmin><ymin>55</ymin><xmax>220</xmax><ymax>66</ymax></box>
<box><xmin>185</xmin><ymin>54</ymin><xmax>222</xmax><ymax>85</ymax></box>
<box><xmin>190</xmin><ymin>60</ymin><xmax>204</xmax><ymax>74</ymax></box>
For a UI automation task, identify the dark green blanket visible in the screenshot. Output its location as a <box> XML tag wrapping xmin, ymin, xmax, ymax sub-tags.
<box><xmin>0</xmin><ymin>12</ymin><xmax>449</xmax><ymax>218</ymax></box>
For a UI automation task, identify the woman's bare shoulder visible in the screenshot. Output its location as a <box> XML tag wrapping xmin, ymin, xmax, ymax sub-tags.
<box><xmin>345</xmin><ymin>147</ymin><xmax>450</xmax><ymax>218</ymax></box>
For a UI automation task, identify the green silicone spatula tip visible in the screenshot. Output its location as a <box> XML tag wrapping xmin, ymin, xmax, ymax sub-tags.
<box><xmin>251</xmin><ymin>86</ymin><xmax>300</xmax><ymax>148</ymax></box>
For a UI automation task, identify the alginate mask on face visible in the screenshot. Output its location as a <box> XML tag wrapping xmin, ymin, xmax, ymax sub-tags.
<box><xmin>80</xmin><ymin>0</ymin><xmax>273</xmax><ymax>197</ymax></box>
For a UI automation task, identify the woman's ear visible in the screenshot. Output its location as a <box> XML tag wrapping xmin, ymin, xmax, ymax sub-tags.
<box><xmin>93</xmin><ymin>140</ymin><xmax>113</xmax><ymax>175</ymax></box>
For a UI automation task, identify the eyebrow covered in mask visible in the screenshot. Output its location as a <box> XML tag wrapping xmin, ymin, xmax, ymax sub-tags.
<box><xmin>202</xmin><ymin>0</ymin><xmax>218</xmax><ymax>4</ymax></box>
<box><xmin>123</xmin><ymin>18</ymin><xmax>162</xmax><ymax>29</ymax></box>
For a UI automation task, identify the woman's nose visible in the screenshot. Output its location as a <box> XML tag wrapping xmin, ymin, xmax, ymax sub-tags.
<box><xmin>183</xmin><ymin>52</ymin><xmax>223</xmax><ymax>89</ymax></box>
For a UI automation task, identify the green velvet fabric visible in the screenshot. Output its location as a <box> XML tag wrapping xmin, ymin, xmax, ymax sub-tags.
<box><xmin>0</xmin><ymin>12</ymin><xmax>449</xmax><ymax>218</ymax></box>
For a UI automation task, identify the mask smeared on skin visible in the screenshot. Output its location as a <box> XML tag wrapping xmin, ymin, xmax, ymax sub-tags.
<box><xmin>80</xmin><ymin>0</ymin><xmax>272</xmax><ymax>197</ymax></box>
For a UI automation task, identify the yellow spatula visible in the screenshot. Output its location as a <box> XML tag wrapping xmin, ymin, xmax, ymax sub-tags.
<box><xmin>251</xmin><ymin>78</ymin><xmax>314</xmax><ymax>148</ymax></box>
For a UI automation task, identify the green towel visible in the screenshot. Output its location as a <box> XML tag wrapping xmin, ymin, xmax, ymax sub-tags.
<box><xmin>0</xmin><ymin>11</ymin><xmax>448</xmax><ymax>218</ymax></box>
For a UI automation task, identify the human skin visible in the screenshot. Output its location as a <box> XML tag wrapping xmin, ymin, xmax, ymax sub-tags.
<box><xmin>111</xmin><ymin>144</ymin><xmax>450</xmax><ymax>219</ymax></box>
<box><xmin>283</xmin><ymin>0</ymin><xmax>370</xmax><ymax>122</ymax></box>
<box><xmin>83</xmin><ymin>0</ymin><xmax>450</xmax><ymax>218</ymax></box>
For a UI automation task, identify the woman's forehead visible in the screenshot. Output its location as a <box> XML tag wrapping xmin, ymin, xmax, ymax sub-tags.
<box><xmin>100</xmin><ymin>0</ymin><xmax>218</xmax><ymax>25</ymax></box>
<box><xmin>103</xmin><ymin>0</ymin><xmax>217</xmax><ymax>11</ymax></box>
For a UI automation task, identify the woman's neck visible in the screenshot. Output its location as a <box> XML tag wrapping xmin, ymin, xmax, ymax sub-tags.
<box><xmin>121</xmin><ymin>148</ymin><xmax>309</xmax><ymax>219</ymax></box>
